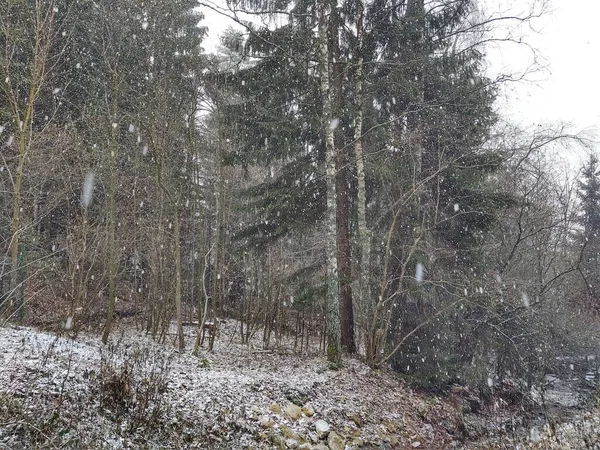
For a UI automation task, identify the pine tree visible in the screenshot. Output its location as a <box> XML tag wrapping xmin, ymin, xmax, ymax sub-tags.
<box><xmin>360</xmin><ymin>0</ymin><xmax>515</xmax><ymax>373</ymax></box>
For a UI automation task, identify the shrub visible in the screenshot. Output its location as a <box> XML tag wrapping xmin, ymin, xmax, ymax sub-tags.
<box><xmin>93</xmin><ymin>337</ymin><xmax>172</xmax><ymax>432</ymax></box>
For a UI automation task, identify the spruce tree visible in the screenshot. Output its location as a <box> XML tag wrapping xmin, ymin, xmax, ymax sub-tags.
<box><xmin>578</xmin><ymin>153</ymin><xmax>600</xmax><ymax>310</ymax></box>
<box><xmin>211</xmin><ymin>0</ymin><xmax>514</xmax><ymax>373</ymax></box>
<box><xmin>365</xmin><ymin>0</ymin><xmax>515</xmax><ymax>379</ymax></box>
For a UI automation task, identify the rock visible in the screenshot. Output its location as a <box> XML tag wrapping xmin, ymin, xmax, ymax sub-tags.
<box><xmin>286</xmin><ymin>438</ymin><xmax>300</xmax><ymax>449</ymax></box>
<box><xmin>281</xmin><ymin>424</ymin><xmax>300</xmax><ymax>440</ymax></box>
<box><xmin>298</xmin><ymin>444</ymin><xmax>312</xmax><ymax>450</ymax></box>
<box><xmin>411</xmin><ymin>441</ymin><xmax>422</xmax><ymax>448</ymax></box>
<box><xmin>259</xmin><ymin>415</ymin><xmax>275</xmax><ymax>428</ymax></box>
<box><xmin>302</xmin><ymin>403</ymin><xmax>315</xmax><ymax>417</ymax></box>
<box><xmin>285</xmin><ymin>403</ymin><xmax>303</xmax><ymax>421</ymax></box>
<box><xmin>313</xmin><ymin>445</ymin><xmax>329</xmax><ymax>450</ymax></box>
<box><xmin>350</xmin><ymin>429</ymin><xmax>361</xmax><ymax>438</ymax></box>
<box><xmin>258</xmin><ymin>432</ymin><xmax>269</xmax><ymax>440</ymax></box>
<box><xmin>327</xmin><ymin>431</ymin><xmax>345</xmax><ymax>450</ymax></box>
<box><xmin>387</xmin><ymin>435</ymin><xmax>399</xmax><ymax>446</ymax></box>
<box><xmin>466</xmin><ymin>396</ymin><xmax>482</xmax><ymax>414</ymax></box>
<box><xmin>308</xmin><ymin>432</ymin><xmax>318</xmax><ymax>443</ymax></box>
<box><xmin>530</xmin><ymin>426</ymin><xmax>541</xmax><ymax>443</ymax></box>
<box><xmin>270</xmin><ymin>403</ymin><xmax>283</xmax><ymax>414</ymax></box>
<box><xmin>270</xmin><ymin>432</ymin><xmax>286</xmax><ymax>448</ymax></box>
<box><xmin>315</xmin><ymin>419</ymin><xmax>330</xmax><ymax>439</ymax></box>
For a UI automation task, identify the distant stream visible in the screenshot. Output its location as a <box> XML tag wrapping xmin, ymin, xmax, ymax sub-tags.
<box><xmin>530</xmin><ymin>370</ymin><xmax>598</xmax><ymax>427</ymax></box>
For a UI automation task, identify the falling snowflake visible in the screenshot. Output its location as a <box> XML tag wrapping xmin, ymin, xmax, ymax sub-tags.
<box><xmin>415</xmin><ymin>262</ymin><xmax>423</xmax><ymax>283</ymax></box>
<box><xmin>81</xmin><ymin>171</ymin><xmax>95</xmax><ymax>208</ymax></box>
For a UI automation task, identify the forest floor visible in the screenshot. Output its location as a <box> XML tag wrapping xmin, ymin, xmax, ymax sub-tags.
<box><xmin>1</xmin><ymin>319</ymin><xmax>599</xmax><ymax>449</ymax></box>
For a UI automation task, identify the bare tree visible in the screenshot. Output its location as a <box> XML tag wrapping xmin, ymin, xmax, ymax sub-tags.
<box><xmin>0</xmin><ymin>0</ymin><xmax>61</xmax><ymax>314</ymax></box>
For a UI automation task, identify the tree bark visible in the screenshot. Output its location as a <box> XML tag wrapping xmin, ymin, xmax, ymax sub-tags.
<box><xmin>318</xmin><ymin>0</ymin><xmax>341</xmax><ymax>367</ymax></box>
<box><xmin>337</xmin><ymin>159</ymin><xmax>355</xmax><ymax>353</ymax></box>
<box><xmin>352</xmin><ymin>0</ymin><xmax>371</xmax><ymax>356</ymax></box>
<box><xmin>326</xmin><ymin>0</ymin><xmax>356</xmax><ymax>354</ymax></box>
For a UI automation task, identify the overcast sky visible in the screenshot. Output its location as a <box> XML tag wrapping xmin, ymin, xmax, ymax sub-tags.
<box><xmin>200</xmin><ymin>0</ymin><xmax>599</xmax><ymax>138</ymax></box>
<box><xmin>495</xmin><ymin>0</ymin><xmax>600</xmax><ymax>134</ymax></box>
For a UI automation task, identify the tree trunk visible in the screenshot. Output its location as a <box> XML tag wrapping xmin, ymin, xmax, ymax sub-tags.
<box><xmin>102</xmin><ymin>75</ymin><xmax>120</xmax><ymax>344</ymax></box>
<box><xmin>4</xmin><ymin>3</ymin><xmax>56</xmax><ymax>316</ymax></box>
<box><xmin>212</xmin><ymin>105</ymin><xmax>225</xmax><ymax>318</ymax></box>
<box><xmin>174</xmin><ymin>208</ymin><xmax>184</xmax><ymax>351</ymax></box>
<box><xmin>352</xmin><ymin>0</ymin><xmax>371</xmax><ymax>357</ymax></box>
<box><xmin>336</xmin><ymin>161</ymin><xmax>355</xmax><ymax>353</ymax></box>
<box><xmin>9</xmin><ymin>133</ymin><xmax>27</xmax><ymax>313</ymax></box>
<box><xmin>318</xmin><ymin>0</ymin><xmax>341</xmax><ymax>367</ymax></box>
<box><xmin>327</xmin><ymin>0</ymin><xmax>356</xmax><ymax>354</ymax></box>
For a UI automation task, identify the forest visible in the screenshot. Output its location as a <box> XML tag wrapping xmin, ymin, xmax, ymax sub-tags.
<box><xmin>2</xmin><ymin>0</ymin><xmax>600</xmax><ymax>448</ymax></box>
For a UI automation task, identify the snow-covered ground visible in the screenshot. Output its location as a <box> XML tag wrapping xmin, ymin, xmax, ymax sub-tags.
<box><xmin>0</xmin><ymin>321</ymin><xmax>457</xmax><ymax>449</ymax></box>
<box><xmin>2</xmin><ymin>320</ymin><xmax>599</xmax><ymax>449</ymax></box>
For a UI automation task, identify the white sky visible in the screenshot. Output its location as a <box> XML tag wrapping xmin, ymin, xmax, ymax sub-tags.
<box><xmin>494</xmin><ymin>0</ymin><xmax>600</xmax><ymax>133</ymax></box>
<box><xmin>199</xmin><ymin>0</ymin><xmax>600</xmax><ymax>138</ymax></box>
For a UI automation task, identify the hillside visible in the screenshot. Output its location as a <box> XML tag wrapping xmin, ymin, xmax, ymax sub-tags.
<box><xmin>0</xmin><ymin>321</ymin><xmax>598</xmax><ymax>449</ymax></box>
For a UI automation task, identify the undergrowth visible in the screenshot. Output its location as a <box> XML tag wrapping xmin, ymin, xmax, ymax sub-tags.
<box><xmin>93</xmin><ymin>334</ymin><xmax>173</xmax><ymax>433</ymax></box>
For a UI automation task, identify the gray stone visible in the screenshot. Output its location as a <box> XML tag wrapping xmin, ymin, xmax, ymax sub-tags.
<box><xmin>259</xmin><ymin>414</ymin><xmax>275</xmax><ymax>428</ymax></box>
<box><xmin>286</xmin><ymin>438</ymin><xmax>300</xmax><ymax>449</ymax></box>
<box><xmin>315</xmin><ymin>419</ymin><xmax>330</xmax><ymax>439</ymax></box>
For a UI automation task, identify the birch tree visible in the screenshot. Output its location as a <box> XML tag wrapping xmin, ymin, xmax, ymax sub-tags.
<box><xmin>317</xmin><ymin>0</ymin><xmax>341</xmax><ymax>365</ymax></box>
<box><xmin>352</xmin><ymin>0</ymin><xmax>370</xmax><ymax>355</ymax></box>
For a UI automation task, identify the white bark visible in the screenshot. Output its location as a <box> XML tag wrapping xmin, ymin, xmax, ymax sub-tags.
<box><xmin>317</xmin><ymin>0</ymin><xmax>341</xmax><ymax>366</ymax></box>
<box><xmin>352</xmin><ymin>0</ymin><xmax>372</xmax><ymax>345</ymax></box>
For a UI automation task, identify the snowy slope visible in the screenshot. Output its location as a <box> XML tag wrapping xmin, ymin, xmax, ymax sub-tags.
<box><xmin>0</xmin><ymin>321</ymin><xmax>459</xmax><ymax>449</ymax></box>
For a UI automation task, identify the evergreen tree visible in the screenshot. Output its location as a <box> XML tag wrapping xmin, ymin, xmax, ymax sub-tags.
<box><xmin>212</xmin><ymin>0</ymin><xmax>349</xmax><ymax>362</ymax></box>
<box><xmin>211</xmin><ymin>0</ymin><xmax>513</xmax><ymax>371</ymax></box>
<box><xmin>578</xmin><ymin>153</ymin><xmax>600</xmax><ymax>310</ymax></box>
<box><xmin>10</xmin><ymin>0</ymin><xmax>207</xmax><ymax>342</ymax></box>
<box><xmin>365</xmin><ymin>0</ymin><xmax>516</xmax><ymax>380</ymax></box>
